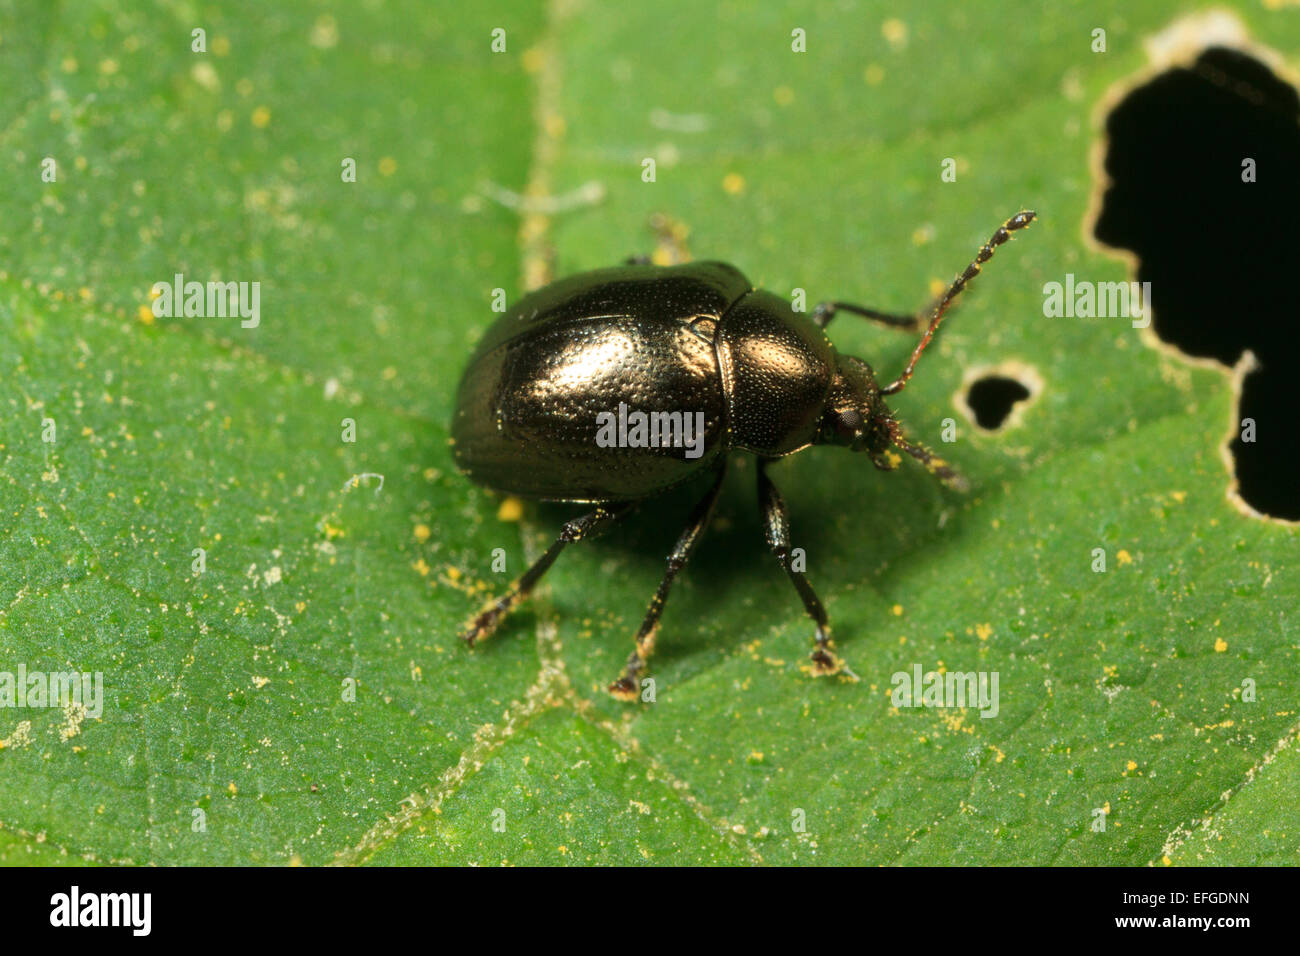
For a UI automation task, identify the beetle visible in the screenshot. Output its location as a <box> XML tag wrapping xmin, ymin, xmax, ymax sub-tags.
<box><xmin>452</xmin><ymin>210</ymin><xmax>1035</xmax><ymax>700</ymax></box>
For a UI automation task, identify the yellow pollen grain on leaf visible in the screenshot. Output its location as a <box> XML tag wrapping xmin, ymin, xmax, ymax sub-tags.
<box><xmin>497</xmin><ymin>497</ymin><xmax>524</xmax><ymax>522</ymax></box>
<box><xmin>413</xmin><ymin>558</ymin><xmax>431</xmax><ymax>577</ymax></box>
<box><xmin>722</xmin><ymin>172</ymin><xmax>745</xmax><ymax>195</ymax></box>
<box><xmin>378</xmin><ymin>156</ymin><xmax>397</xmax><ymax>176</ymax></box>
<box><xmin>1171</xmin><ymin>490</ymin><xmax>1187</xmax><ymax>503</ymax></box>
<box><xmin>522</xmin><ymin>47</ymin><xmax>545</xmax><ymax>73</ymax></box>
<box><xmin>323</xmin><ymin>521</ymin><xmax>344</xmax><ymax>540</ymax></box>
<box><xmin>447</xmin><ymin>566</ymin><xmax>462</xmax><ymax>582</ymax></box>
<box><xmin>773</xmin><ymin>85</ymin><xmax>794</xmax><ymax>105</ymax></box>
<box><xmin>863</xmin><ymin>63</ymin><xmax>885</xmax><ymax>85</ymax></box>
<box><xmin>227</xmin><ymin>782</ymin><xmax>238</xmax><ymax>795</ymax></box>
<box><xmin>891</xmin><ymin>604</ymin><xmax>904</xmax><ymax>616</ymax></box>
<box><xmin>1162</xmin><ymin>855</ymin><xmax>1172</xmax><ymax>866</ymax></box>
<box><xmin>929</xmin><ymin>277</ymin><xmax>946</xmax><ymax>297</ymax></box>
<box><xmin>251</xmin><ymin>106</ymin><xmax>271</xmax><ymax>128</ymax></box>
<box><xmin>882</xmin><ymin>18</ymin><xmax>908</xmax><ymax>48</ymax></box>
<box><xmin>976</xmin><ymin>623</ymin><xmax>993</xmax><ymax>641</ymax></box>
<box><xmin>1214</xmin><ymin>637</ymin><xmax>1228</xmax><ymax>653</ymax></box>
<box><xmin>309</xmin><ymin>14</ymin><xmax>339</xmax><ymax>49</ymax></box>
<box><xmin>252</xmin><ymin>676</ymin><xmax>269</xmax><ymax>689</ymax></box>
<box><xmin>1126</xmin><ymin>760</ymin><xmax>1138</xmax><ymax>772</ymax></box>
<box><xmin>413</xmin><ymin>523</ymin><xmax>431</xmax><ymax>542</ymax></box>
<box><xmin>294</xmin><ymin>601</ymin><xmax>306</xmax><ymax>613</ymax></box>
<box><xmin>192</xmin><ymin>61</ymin><xmax>219</xmax><ymax>91</ymax></box>
<box><xmin>98</xmin><ymin>58</ymin><xmax>119</xmax><ymax>75</ymax></box>
<box><xmin>137</xmin><ymin>304</ymin><xmax>155</xmax><ymax>324</ymax></box>
<box><xmin>885</xmin><ymin>450</ymin><xmax>902</xmax><ymax>468</ymax></box>
<box><xmin>212</xmin><ymin>35</ymin><xmax>231</xmax><ymax>56</ymax></box>
<box><xmin>1117</xmin><ymin>549</ymin><xmax>1133</xmax><ymax>565</ymax></box>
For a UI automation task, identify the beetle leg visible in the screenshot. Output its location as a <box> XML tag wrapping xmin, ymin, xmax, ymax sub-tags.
<box><xmin>757</xmin><ymin>459</ymin><xmax>858</xmax><ymax>681</ymax></box>
<box><xmin>608</xmin><ymin>466</ymin><xmax>727</xmax><ymax>701</ymax></box>
<box><xmin>811</xmin><ymin>300</ymin><xmax>919</xmax><ymax>331</ymax></box>
<box><xmin>461</xmin><ymin>502</ymin><xmax>634</xmax><ymax>647</ymax></box>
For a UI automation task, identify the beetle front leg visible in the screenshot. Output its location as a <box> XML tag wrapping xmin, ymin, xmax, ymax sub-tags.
<box><xmin>461</xmin><ymin>502</ymin><xmax>634</xmax><ymax>647</ymax></box>
<box><xmin>757</xmin><ymin>459</ymin><xmax>856</xmax><ymax>680</ymax></box>
<box><xmin>608</xmin><ymin>465</ymin><xmax>726</xmax><ymax>702</ymax></box>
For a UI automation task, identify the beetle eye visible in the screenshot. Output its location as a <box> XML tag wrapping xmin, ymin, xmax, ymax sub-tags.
<box><xmin>835</xmin><ymin>409</ymin><xmax>863</xmax><ymax>438</ymax></box>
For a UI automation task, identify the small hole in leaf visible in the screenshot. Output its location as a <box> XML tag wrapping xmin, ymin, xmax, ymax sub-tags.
<box><xmin>965</xmin><ymin>376</ymin><xmax>1032</xmax><ymax>431</ymax></box>
<box><xmin>1093</xmin><ymin>45</ymin><xmax>1300</xmax><ymax>521</ymax></box>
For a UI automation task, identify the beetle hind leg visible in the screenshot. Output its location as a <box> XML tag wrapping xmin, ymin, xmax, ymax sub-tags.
<box><xmin>608</xmin><ymin>466</ymin><xmax>726</xmax><ymax>701</ymax></box>
<box><xmin>758</xmin><ymin>459</ymin><xmax>859</xmax><ymax>681</ymax></box>
<box><xmin>461</xmin><ymin>502</ymin><xmax>633</xmax><ymax>647</ymax></box>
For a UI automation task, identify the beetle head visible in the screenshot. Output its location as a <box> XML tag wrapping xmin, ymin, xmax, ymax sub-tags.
<box><xmin>820</xmin><ymin>355</ymin><xmax>890</xmax><ymax>453</ymax></box>
<box><xmin>820</xmin><ymin>354</ymin><xmax>968</xmax><ymax>491</ymax></box>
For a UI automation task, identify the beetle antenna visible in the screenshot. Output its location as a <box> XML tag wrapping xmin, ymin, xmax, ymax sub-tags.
<box><xmin>881</xmin><ymin>210</ymin><xmax>1035</xmax><ymax>396</ymax></box>
<box><xmin>888</xmin><ymin>423</ymin><xmax>969</xmax><ymax>492</ymax></box>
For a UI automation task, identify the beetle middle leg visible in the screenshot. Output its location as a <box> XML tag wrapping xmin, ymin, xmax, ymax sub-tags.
<box><xmin>757</xmin><ymin>458</ymin><xmax>857</xmax><ymax>679</ymax></box>
<box><xmin>608</xmin><ymin>464</ymin><xmax>726</xmax><ymax>701</ymax></box>
<box><xmin>811</xmin><ymin>300</ymin><xmax>920</xmax><ymax>331</ymax></box>
<box><xmin>461</xmin><ymin>502</ymin><xmax>634</xmax><ymax>647</ymax></box>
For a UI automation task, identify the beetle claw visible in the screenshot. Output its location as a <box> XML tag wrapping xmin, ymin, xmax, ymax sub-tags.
<box><xmin>607</xmin><ymin>676</ymin><xmax>640</xmax><ymax>702</ymax></box>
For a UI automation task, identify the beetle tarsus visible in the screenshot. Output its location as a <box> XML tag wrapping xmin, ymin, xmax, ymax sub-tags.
<box><xmin>460</xmin><ymin>594</ymin><xmax>519</xmax><ymax>647</ymax></box>
<box><xmin>607</xmin><ymin>672</ymin><xmax>641</xmax><ymax>702</ymax></box>
<box><xmin>809</xmin><ymin>647</ymin><xmax>842</xmax><ymax>676</ymax></box>
<box><xmin>608</xmin><ymin>646</ymin><xmax>650</xmax><ymax>700</ymax></box>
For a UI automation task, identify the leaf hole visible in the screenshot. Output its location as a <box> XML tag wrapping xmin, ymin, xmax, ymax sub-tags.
<box><xmin>957</xmin><ymin>362</ymin><xmax>1042</xmax><ymax>433</ymax></box>
<box><xmin>965</xmin><ymin>376</ymin><xmax>1031</xmax><ymax>431</ymax></box>
<box><xmin>1093</xmin><ymin>44</ymin><xmax>1300</xmax><ymax>521</ymax></box>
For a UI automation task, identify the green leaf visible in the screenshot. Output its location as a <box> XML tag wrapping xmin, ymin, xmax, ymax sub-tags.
<box><xmin>1</xmin><ymin>0</ymin><xmax>1295</xmax><ymax>866</ymax></box>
